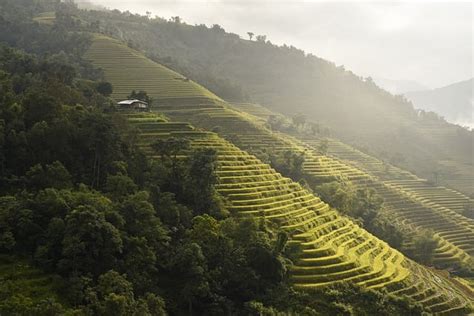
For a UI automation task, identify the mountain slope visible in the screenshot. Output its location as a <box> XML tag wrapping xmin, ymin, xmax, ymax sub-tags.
<box><xmin>73</xmin><ymin>7</ymin><xmax>474</xmax><ymax>200</ymax></box>
<box><xmin>405</xmin><ymin>79</ymin><xmax>474</xmax><ymax>128</ymax></box>
<box><xmin>85</xmin><ymin>34</ymin><xmax>474</xmax><ymax>313</ymax></box>
<box><xmin>232</xmin><ymin>102</ymin><xmax>474</xmax><ymax>270</ymax></box>
<box><xmin>85</xmin><ymin>35</ymin><xmax>221</xmax><ymax>103</ymax></box>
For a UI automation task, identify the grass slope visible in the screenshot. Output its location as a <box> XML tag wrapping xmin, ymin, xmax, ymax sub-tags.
<box><xmin>85</xmin><ymin>34</ymin><xmax>221</xmax><ymax>103</ymax></box>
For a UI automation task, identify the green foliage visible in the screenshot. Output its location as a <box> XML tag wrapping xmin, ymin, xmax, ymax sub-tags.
<box><xmin>96</xmin><ymin>81</ymin><xmax>113</xmax><ymax>97</ymax></box>
<box><xmin>26</xmin><ymin>161</ymin><xmax>73</xmax><ymax>190</ymax></box>
<box><xmin>315</xmin><ymin>181</ymin><xmax>355</xmax><ymax>213</ymax></box>
<box><xmin>162</xmin><ymin>215</ymin><xmax>289</xmax><ymax>314</ymax></box>
<box><xmin>60</xmin><ymin>205</ymin><xmax>123</xmax><ymax>276</ymax></box>
<box><xmin>268</xmin><ymin>150</ymin><xmax>305</xmax><ymax>181</ymax></box>
<box><xmin>314</xmin><ymin>180</ymin><xmax>405</xmax><ymax>250</ymax></box>
<box><xmin>105</xmin><ymin>174</ymin><xmax>138</xmax><ymax>201</ymax></box>
<box><xmin>151</xmin><ymin>137</ymin><xmax>190</xmax><ymax>164</ymax></box>
<box><xmin>244</xmin><ymin>283</ymin><xmax>423</xmax><ymax>315</ymax></box>
<box><xmin>267</xmin><ymin>115</ymin><xmax>287</xmax><ymax>131</ymax></box>
<box><xmin>0</xmin><ymin>255</ymin><xmax>69</xmax><ymax>315</ymax></box>
<box><xmin>408</xmin><ymin>230</ymin><xmax>438</xmax><ymax>265</ymax></box>
<box><xmin>317</xmin><ymin>138</ymin><xmax>329</xmax><ymax>155</ymax></box>
<box><xmin>185</xmin><ymin>148</ymin><xmax>226</xmax><ymax>217</ymax></box>
<box><xmin>0</xmin><ymin>46</ymin><xmax>123</xmax><ymax>191</ymax></box>
<box><xmin>128</xmin><ymin>90</ymin><xmax>152</xmax><ymax>104</ymax></box>
<box><xmin>292</xmin><ymin>113</ymin><xmax>306</xmax><ymax>128</ymax></box>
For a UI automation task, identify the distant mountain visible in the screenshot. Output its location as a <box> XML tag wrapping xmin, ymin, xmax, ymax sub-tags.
<box><xmin>373</xmin><ymin>77</ymin><xmax>429</xmax><ymax>95</ymax></box>
<box><xmin>405</xmin><ymin>78</ymin><xmax>473</xmax><ymax>128</ymax></box>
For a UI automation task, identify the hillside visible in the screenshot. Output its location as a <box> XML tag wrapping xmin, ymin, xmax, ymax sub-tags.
<box><xmin>73</xmin><ymin>6</ymin><xmax>473</xmax><ymax>193</ymax></box>
<box><xmin>1</xmin><ymin>1</ymin><xmax>473</xmax><ymax>313</ymax></box>
<box><xmin>232</xmin><ymin>103</ymin><xmax>474</xmax><ymax>269</ymax></box>
<box><xmin>85</xmin><ymin>33</ymin><xmax>474</xmax><ymax>313</ymax></box>
<box><xmin>405</xmin><ymin>79</ymin><xmax>474</xmax><ymax>128</ymax></box>
<box><xmin>85</xmin><ymin>35</ymin><xmax>220</xmax><ymax>103</ymax></box>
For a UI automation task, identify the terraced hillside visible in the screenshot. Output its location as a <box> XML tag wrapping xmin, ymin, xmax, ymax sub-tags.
<box><xmin>86</xmin><ymin>35</ymin><xmax>474</xmax><ymax>312</ymax></box>
<box><xmin>160</xmin><ymin>101</ymin><xmax>474</xmax><ymax>271</ymax></box>
<box><xmin>292</xmin><ymin>139</ymin><xmax>474</xmax><ymax>267</ymax></box>
<box><xmin>126</xmin><ymin>111</ymin><xmax>472</xmax><ymax>314</ymax></box>
<box><xmin>231</xmin><ymin>103</ymin><xmax>474</xmax><ymax>269</ymax></box>
<box><xmin>85</xmin><ymin>35</ymin><xmax>221</xmax><ymax>103</ymax></box>
<box><xmin>232</xmin><ymin>102</ymin><xmax>474</xmax><ymax>196</ymax></box>
<box><xmin>412</xmin><ymin>122</ymin><xmax>474</xmax><ymax>197</ymax></box>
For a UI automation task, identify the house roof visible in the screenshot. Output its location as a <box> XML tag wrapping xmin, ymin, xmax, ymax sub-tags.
<box><xmin>117</xmin><ymin>99</ymin><xmax>148</xmax><ymax>105</ymax></box>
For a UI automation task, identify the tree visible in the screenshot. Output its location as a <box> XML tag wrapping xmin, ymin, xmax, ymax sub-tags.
<box><xmin>150</xmin><ymin>189</ymin><xmax>192</xmax><ymax>230</ymax></box>
<box><xmin>97</xmin><ymin>270</ymin><xmax>134</xmax><ymax>300</ymax></box>
<box><xmin>170</xmin><ymin>242</ymin><xmax>210</xmax><ymax>315</ymax></box>
<box><xmin>22</xmin><ymin>92</ymin><xmax>61</xmax><ymax>128</ymax></box>
<box><xmin>370</xmin><ymin>216</ymin><xmax>404</xmax><ymax>249</ymax></box>
<box><xmin>315</xmin><ymin>181</ymin><xmax>354</xmax><ymax>213</ymax></box>
<box><xmin>140</xmin><ymin>293</ymin><xmax>166</xmax><ymax>315</ymax></box>
<box><xmin>267</xmin><ymin>115</ymin><xmax>286</xmax><ymax>131</ymax></box>
<box><xmin>118</xmin><ymin>191</ymin><xmax>169</xmax><ymax>252</ymax></box>
<box><xmin>292</xmin><ymin>113</ymin><xmax>306</xmax><ymax>127</ymax></box>
<box><xmin>105</xmin><ymin>174</ymin><xmax>138</xmax><ymax>201</ymax></box>
<box><xmin>94</xmin><ymin>270</ymin><xmax>135</xmax><ymax>316</ymax></box>
<box><xmin>255</xmin><ymin>35</ymin><xmax>267</xmax><ymax>43</ymax></box>
<box><xmin>317</xmin><ymin>138</ymin><xmax>329</xmax><ymax>155</ymax></box>
<box><xmin>269</xmin><ymin>150</ymin><xmax>305</xmax><ymax>182</ymax></box>
<box><xmin>351</xmin><ymin>188</ymin><xmax>382</xmax><ymax>225</ymax></box>
<box><xmin>170</xmin><ymin>16</ymin><xmax>181</xmax><ymax>24</ymax></box>
<box><xmin>186</xmin><ymin>148</ymin><xmax>223</xmax><ymax>216</ymax></box>
<box><xmin>96</xmin><ymin>82</ymin><xmax>113</xmax><ymax>97</ymax></box>
<box><xmin>151</xmin><ymin>137</ymin><xmax>190</xmax><ymax>192</ymax></box>
<box><xmin>128</xmin><ymin>90</ymin><xmax>152</xmax><ymax>104</ymax></box>
<box><xmin>26</xmin><ymin>161</ymin><xmax>73</xmax><ymax>190</ymax></box>
<box><xmin>247</xmin><ymin>32</ymin><xmax>254</xmax><ymax>41</ymax></box>
<box><xmin>411</xmin><ymin>230</ymin><xmax>438</xmax><ymax>265</ymax></box>
<box><xmin>151</xmin><ymin>137</ymin><xmax>190</xmax><ymax>164</ymax></box>
<box><xmin>0</xmin><ymin>231</ymin><xmax>15</xmax><ymax>251</ymax></box>
<box><xmin>211</xmin><ymin>24</ymin><xmax>224</xmax><ymax>32</ymax></box>
<box><xmin>309</xmin><ymin>122</ymin><xmax>320</xmax><ymax>135</ymax></box>
<box><xmin>60</xmin><ymin>205</ymin><xmax>123</xmax><ymax>276</ymax></box>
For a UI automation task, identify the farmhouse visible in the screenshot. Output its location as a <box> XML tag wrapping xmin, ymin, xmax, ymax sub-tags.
<box><xmin>117</xmin><ymin>99</ymin><xmax>149</xmax><ymax>111</ymax></box>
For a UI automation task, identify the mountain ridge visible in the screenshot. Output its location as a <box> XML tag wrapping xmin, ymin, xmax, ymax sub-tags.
<box><xmin>405</xmin><ymin>78</ymin><xmax>473</xmax><ymax>128</ymax></box>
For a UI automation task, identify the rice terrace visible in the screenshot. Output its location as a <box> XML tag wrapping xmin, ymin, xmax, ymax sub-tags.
<box><xmin>0</xmin><ymin>1</ymin><xmax>473</xmax><ymax>315</ymax></box>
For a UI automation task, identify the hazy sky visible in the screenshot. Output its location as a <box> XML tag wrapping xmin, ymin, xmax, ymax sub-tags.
<box><xmin>88</xmin><ymin>0</ymin><xmax>473</xmax><ymax>89</ymax></box>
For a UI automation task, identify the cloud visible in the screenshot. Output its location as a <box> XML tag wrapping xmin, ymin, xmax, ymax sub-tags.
<box><xmin>89</xmin><ymin>0</ymin><xmax>473</xmax><ymax>88</ymax></box>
